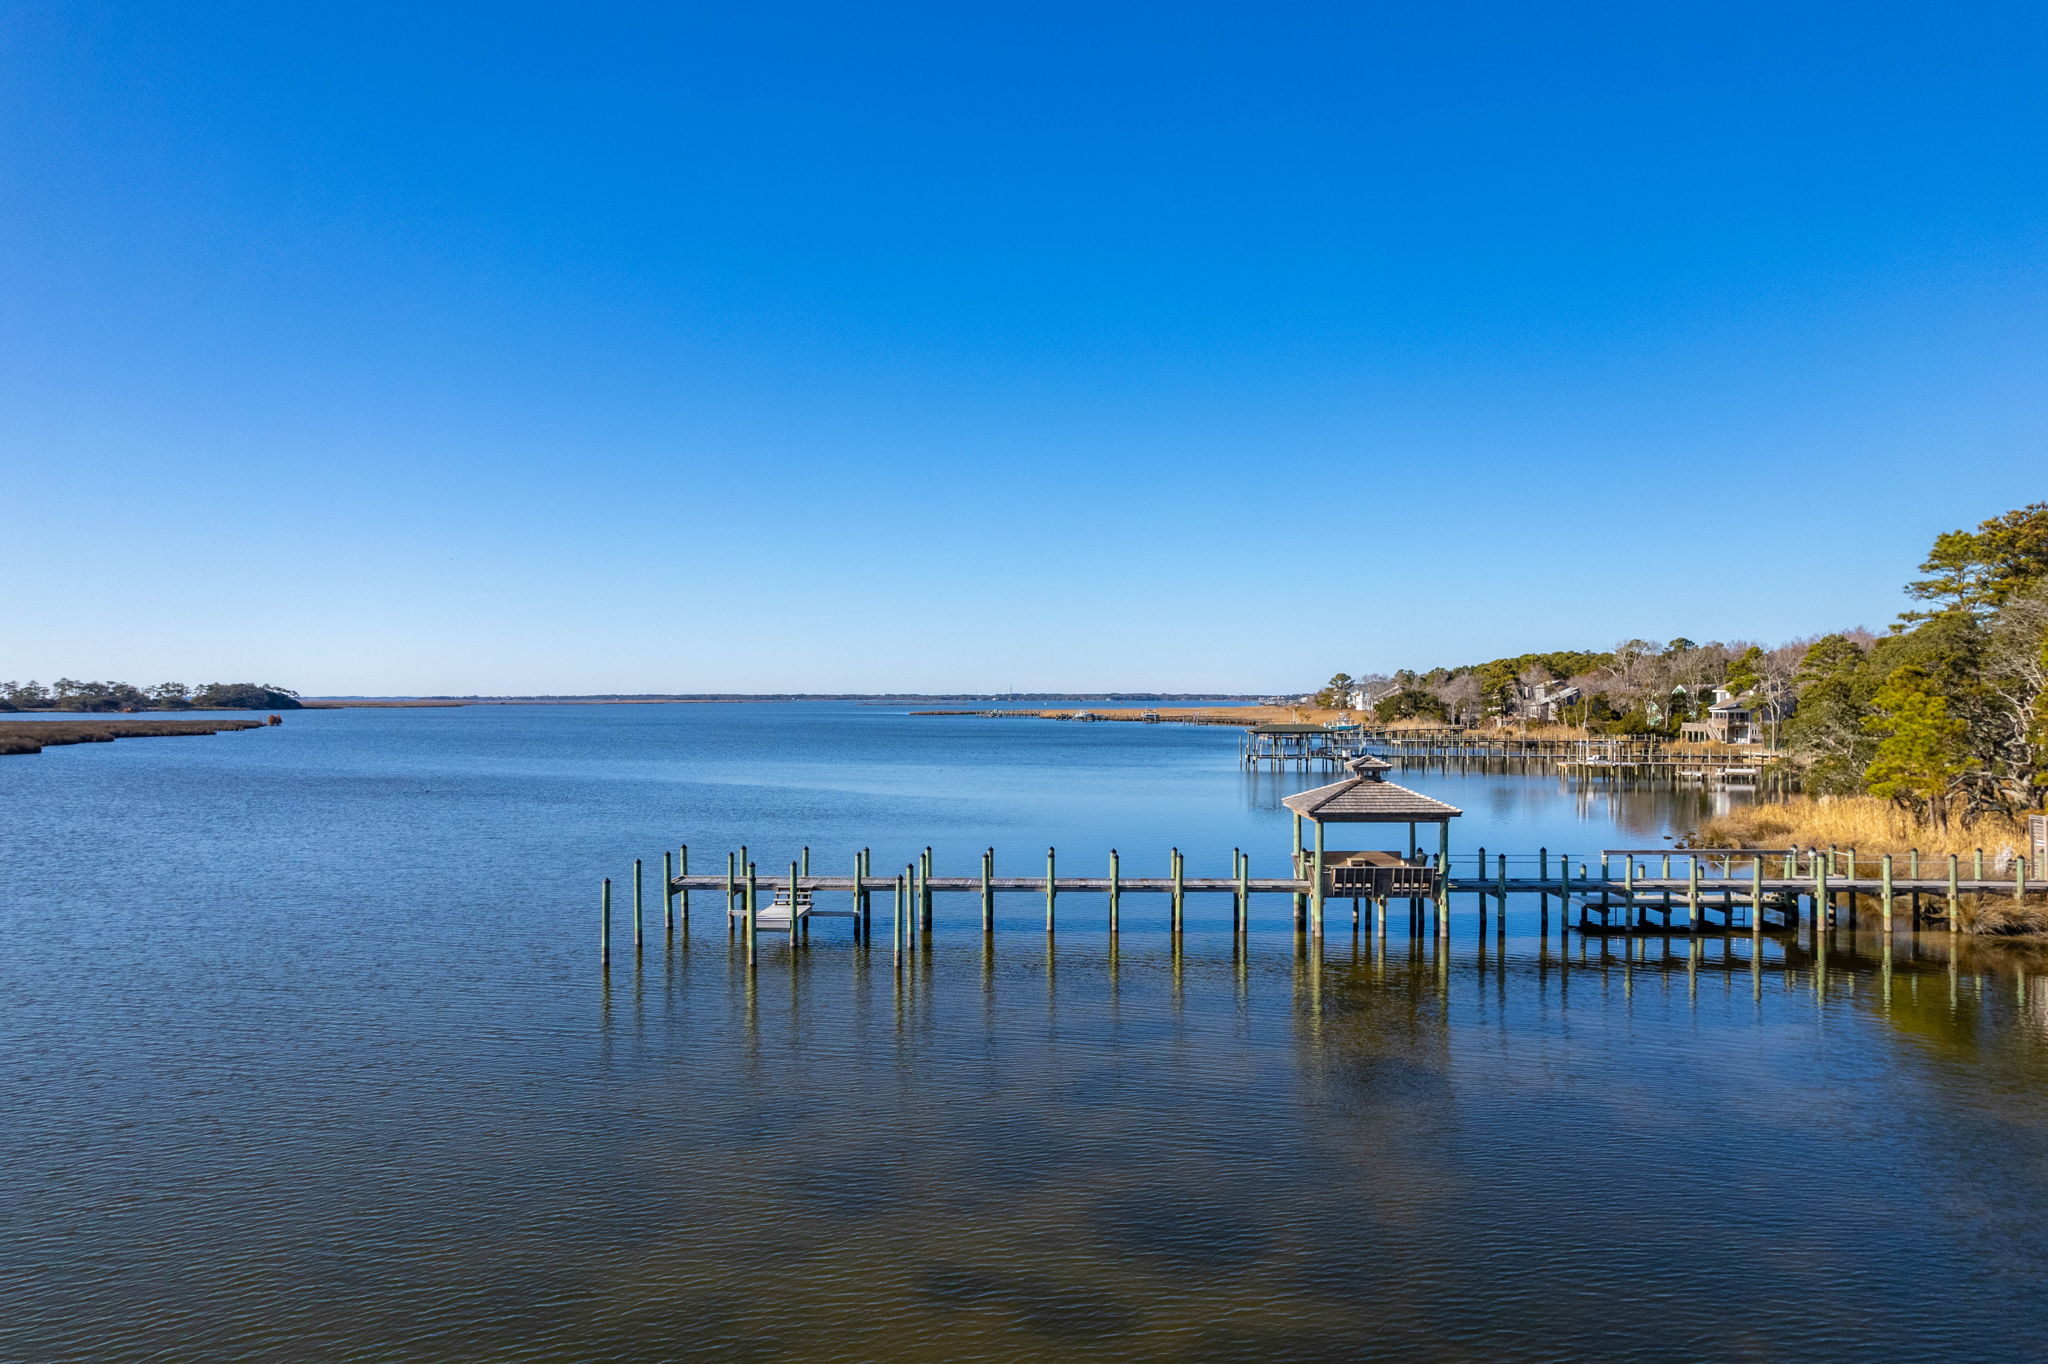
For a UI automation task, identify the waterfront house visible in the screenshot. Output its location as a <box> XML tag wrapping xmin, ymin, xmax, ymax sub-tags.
<box><xmin>1679</xmin><ymin>687</ymin><xmax>1776</xmax><ymax>745</ymax></box>
<box><xmin>1507</xmin><ymin>679</ymin><xmax>1580</xmax><ymax>724</ymax></box>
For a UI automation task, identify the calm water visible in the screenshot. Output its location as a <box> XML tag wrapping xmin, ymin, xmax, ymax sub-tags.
<box><xmin>4</xmin><ymin>703</ymin><xmax>2048</xmax><ymax>1362</ymax></box>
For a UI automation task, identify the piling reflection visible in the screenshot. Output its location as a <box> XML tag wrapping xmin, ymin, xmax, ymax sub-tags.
<box><xmin>574</xmin><ymin>906</ymin><xmax>2048</xmax><ymax>1361</ymax></box>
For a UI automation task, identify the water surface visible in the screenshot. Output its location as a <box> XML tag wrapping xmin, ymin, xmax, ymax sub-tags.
<box><xmin>3</xmin><ymin>703</ymin><xmax>2045</xmax><ymax>1361</ymax></box>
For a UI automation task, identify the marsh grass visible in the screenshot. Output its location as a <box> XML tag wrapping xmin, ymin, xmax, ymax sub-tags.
<box><xmin>1691</xmin><ymin>794</ymin><xmax>2038</xmax><ymax>860</ymax></box>
<box><xmin>1692</xmin><ymin>795</ymin><xmax>2048</xmax><ymax>934</ymax></box>
<box><xmin>0</xmin><ymin>719</ymin><xmax>263</xmax><ymax>755</ymax></box>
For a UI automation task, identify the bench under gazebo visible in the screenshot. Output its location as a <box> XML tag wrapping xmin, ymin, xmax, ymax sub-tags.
<box><xmin>1282</xmin><ymin>756</ymin><xmax>1462</xmax><ymax>936</ymax></box>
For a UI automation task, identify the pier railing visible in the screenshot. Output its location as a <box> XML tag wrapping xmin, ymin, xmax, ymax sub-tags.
<box><xmin>594</xmin><ymin>843</ymin><xmax>2044</xmax><ymax>966</ymax></box>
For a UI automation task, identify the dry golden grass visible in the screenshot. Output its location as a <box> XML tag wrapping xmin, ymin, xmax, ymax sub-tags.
<box><xmin>1691</xmin><ymin>795</ymin><xmax>2040</xmax><ymax>859</ymax></box>
<box><xmin>1957</xmin><ymin>896</ymin><xmax>2048</xmax><ymax>935</ymax></box>
<box><xmin>1695</xmin><ymin>795</ymin><xmax>2048</xmax><ymax>935</ymax></box>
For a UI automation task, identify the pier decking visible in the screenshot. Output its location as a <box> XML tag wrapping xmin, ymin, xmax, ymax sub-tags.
<box><xmin>595</xmin><ymin>842</ymin><xmax>2044</xmax><ymax>966</ymax></box>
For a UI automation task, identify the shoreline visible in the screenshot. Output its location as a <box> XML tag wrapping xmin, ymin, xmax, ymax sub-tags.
<box><xmin>0</xmin><ymin>718</ymin><xmax>268</xmax><ymax>756</ymax></box>
<box><xmin>300</xmin><ymin>694</ymin><xmax>1264</xmax><ymax>708</ymax></box>
<box><xmin>915</xmin><ymin>704</ymin><xmax>1326</xmax><ymax>726</ymax></box>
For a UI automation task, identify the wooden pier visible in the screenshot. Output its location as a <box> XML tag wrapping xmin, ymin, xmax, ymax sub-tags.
<box><xmin>1234</xmin><ymin>724</ymin><xmax>1788</xmax><ymax>785</ymax></box>
<box><xmin>595</xmin><ymin>764</ymin><xmax>2040</xmax><ymax>966</ymax></box>
<box><xmin>1240</xmin><ymin>723</ymin><xmax>1370</xmax><ymax>766</ymax></box>
<box><xmin>595</xmin><ymin>843</ymin><xmax>2042</xmax><ymax>966</ymax></box>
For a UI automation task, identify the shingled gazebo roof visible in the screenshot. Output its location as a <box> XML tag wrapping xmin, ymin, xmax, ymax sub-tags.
<box><xmin>1344</xmin><ymin>755</ymin><xmax>1394</xmax><ymax>775</ymax></box>
<box><xmin>1282</xmin><ymin>776</ymin><xmax>1462</xmax><ymax>823</ymax></box>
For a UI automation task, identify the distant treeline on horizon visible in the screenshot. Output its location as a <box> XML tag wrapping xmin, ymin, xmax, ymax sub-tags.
<box><xmin>330</xmin><ymin>692</ymin><xmax>1270</xmax><ymax>704</ymax></box>
<box><xmin>1</xmin><ymin>680</ymin><xmax>303</xmax><ymax>712</ymax></box>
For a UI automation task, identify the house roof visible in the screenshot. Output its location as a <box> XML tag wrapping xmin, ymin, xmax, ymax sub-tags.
<box><xmin>1283</xmin><ymin>777</ymin><xmax>1463</xmax><ymax>823</ymax></box>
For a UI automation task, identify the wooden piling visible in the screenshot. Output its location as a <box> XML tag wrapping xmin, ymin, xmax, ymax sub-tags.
<box><xmin>1045</xmin><ymin>847</ymin><xmax>1056</xmax><ymax>932</ymax></box>
<box><xmin>981</xmin><ymin>848</ymin><xmax>994</xmax><ymax>932</ymax></box>
<box><xmin>1231</xmin><ymin>848</ymin><xmax>1243</xmax><ymax>932</ymax></box>
<box><xmin>1237</xmin><ymin>851</ymin><xmax>1250</xmax><ymax>934</ymax></box>
<box><xmin>633</xmin><ymin>859</ymin><xmax>644</xmax><ymax>950</ymax></box>
<box><xmin>679</xmin><ymin>845</ymin><xmax>690</xmax><ymax>927</ymax></box>
<box><xmin>1171</xmin><ymin>848</ymin><xmax>1185</xmax><ymax>934</ymax></box>
<box><xmin>1910</xmin><ymin>848</ymin><xmax>1921</xmax><ymax>926</ymax></box>
<box><xmin>1310</xmin><ymin>823</ymin><xmax>1326</xmax><ymax>939</ymax></box>
<box><xmin>1881</xmin><ymin>854</ymin><xmax>1894</xmax><ymax>932</ymax></box>
<box><xmin>599</xmin><ymin>877</ymin><xmax>612</xmax><ymax>965</ymax></box>
<box><xmin>744</xmin><ymin>862</ymin><xmax>758</xmax><ymax>963</ymax></box>
<box><xmin>725</xmin><ymin>851</ymin><xmax>737</xmax><ymax>938</ymax></box>
<box><xmin>788</xmin><ymin>861</ymin><xmax>800</xmax><ymax>946</ymax></box>
<box><xmin>1686</xmin><ymin>856</ymin><xmax>1700</xmax><ymax>931</ymax></box>
<box><xmin>921</xmin><ymin>847</ymin><xmax>934</xmax><ymax>929</ymax></box>
<box><xmin>1951</xmin><ymin>854</ymin><xmax>1964</xmax><ymax>932</ymax></box>
<box><xmin>1108</xmin><ymin>849</ymin><xmax>1120</xmax><ymax>933</ymax></box>
<box><xmin>663</xmin><ymin>850</ymin><xmax>674</xmax><ymax>934</ymax></box>
<box><xmin>1291</xmin><ymin>815</ymin><xmax>1305</xmax><ymax>926</ymax></box>
<box><xmin>910</xmin><ymin>864</ymin><xmax>923</xmax><ymax>950</ymax></box>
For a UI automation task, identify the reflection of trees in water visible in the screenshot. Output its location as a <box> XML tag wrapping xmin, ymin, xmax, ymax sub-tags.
<box><xmin>1832</xmin><ymin>932</ymin><xmax>2048</xmax><ymax>1062</ymax></box>
<box><xmin>1559</xmin><ymin>773</ymin><xmax>1733</xmax><ymax>840</ymax></box>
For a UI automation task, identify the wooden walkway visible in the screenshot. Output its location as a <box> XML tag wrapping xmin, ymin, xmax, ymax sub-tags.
<box><xmin>594</xmin><ymin>843</ymin><xmax>2041</xmax><ymax>963</ymax></box>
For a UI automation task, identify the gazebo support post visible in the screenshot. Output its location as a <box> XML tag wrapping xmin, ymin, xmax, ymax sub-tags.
<box><xmin>1311</xmin><ymin>821</ymin><xmax>1326</xmax><ymax>939</ymax></box>
<box><xmin>1291</xmin><ymin>814</ymin><xmax>1306</xmax><ymax>930</ymax></box>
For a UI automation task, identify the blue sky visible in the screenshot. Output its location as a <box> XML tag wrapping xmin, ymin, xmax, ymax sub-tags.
<box><xmin>2</xmin><ymin>2</ymin><xmax>2042</xmax><ymax>694</ymax></box>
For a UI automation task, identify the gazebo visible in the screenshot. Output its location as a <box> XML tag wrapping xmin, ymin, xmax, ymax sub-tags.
<box><xmin>1281</xmin><ymin>756</ymin><xmax>1462</xmax><ymax>937</ymax></box>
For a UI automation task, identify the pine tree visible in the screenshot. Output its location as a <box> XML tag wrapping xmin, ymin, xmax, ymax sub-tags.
<box><xmin>1863</xmin><ymin>666</ymin><xmax>1969</xmax><ymax>827</ymax></box>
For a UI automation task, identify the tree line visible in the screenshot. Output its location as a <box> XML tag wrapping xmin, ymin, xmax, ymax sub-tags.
<box><xmin>1314</xmin><ymin>502</ymin><xmax>2048</xmax><ymax>827</ymax></box>
<box><xmin>0</xmin><ymin>680</ymin><xmax>303</xmax><ymax>712</ymax></box>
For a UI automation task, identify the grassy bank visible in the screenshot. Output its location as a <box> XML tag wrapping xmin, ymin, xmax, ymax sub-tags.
<box><xmin>1689</xmin><ymin>795</ymin><xmax>2040</xmax><ymax>860</ymax></box>
<box><xmin>1691</xmin><ymin>795</ymin><xmax>2048</xmax><ymax>935</ymax></box>
<box><xmin>0</xmin><ymin>719</ymin><xmax>266</xmax><ymax>756</ymax></box>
